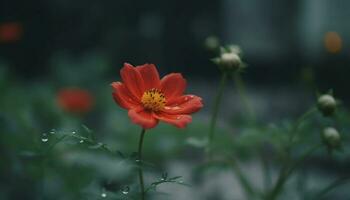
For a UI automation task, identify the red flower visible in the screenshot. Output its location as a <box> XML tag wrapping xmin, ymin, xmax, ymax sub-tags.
<box><xmin>111</xmin><ymin>63</ymin><xmax>203</xmax><ymax>129</ymax></box>
<box><xmin>57</xmin><ymin>88</ymin><xmax>94</xmax><ymax>114</ymax></box>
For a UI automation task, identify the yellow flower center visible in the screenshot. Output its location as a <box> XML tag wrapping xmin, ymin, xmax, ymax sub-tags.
<box><xmin>141</xmin><ymin>88</ymin><xmax>166</xmax><ymax>112</ymax></box>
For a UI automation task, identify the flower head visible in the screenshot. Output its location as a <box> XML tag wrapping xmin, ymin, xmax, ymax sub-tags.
<box><xmin>322</xmin><ymin>127</ymin><xmax>341</xmax><ymax>149</ymax></box>
<box><xmin>111</xmin><ymin>63</ymin><xmax>203</xmax><ymax>129</ymax></box>
<box><xmin>317</xmin><ymin>94</ymin><xmax>336</xmax><ymax>116</ymax></box>
<box><xmin>212</xmin><ymin>45</ymin><xmax>244</xmax><ymax>73</ymax></box>
<box><xmin>204</xmin><ymin>36</ymin><xmax>220</xmax><ymax>51</ymax></box>
<box><xmin>57</xmin><ymin>88</ymin><xmax>94</xmax><ymax>114</ymax></box>
<box><xmin>219</xmin><ymin>52</ymin><xmax>241</xmax><ymax>70</ymax></box>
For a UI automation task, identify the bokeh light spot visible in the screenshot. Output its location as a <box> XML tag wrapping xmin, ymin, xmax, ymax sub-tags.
<box><xmin>324</xmin><ymin>31</ymin><xmax>342</xmax><ymax>54</ymax></box>
<box><xmin>0</xmin><ymin>22</ymin><xmax>23</xmax><ymax>43</ymax></box>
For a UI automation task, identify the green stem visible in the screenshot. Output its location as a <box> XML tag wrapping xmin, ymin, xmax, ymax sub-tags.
<box><xmin>234</xmin><ymin>73</ymin><xmax>268</xmax><ymax>195</ymax></box>
<box><xmin>288</xmin><ymin>107</ymin><xmax>317</xmax><ymax>146</ymax></box>
<box><xmin>207</xmin><ymin>72</ymin><xmax>228</xmax><ymax>158</ymax></box>
<box><xmin>287</xmin><ymin>144</ymin><xmax>322</xmax><ymax>176</ymax></box>
<box><xmin>138</xmin><ymin>129</ymin><xmax>146</xmax><ymax>200</ymax></box>
<box><xmin>229</xmin><ymin>159</ymin><xmax>256</xmax><ymax>199</ymax></box>
<box><xmin>40</xmin><ymin>155</ymin><xmax>46</xmax><ymax>200</ymax></box>
<box><xmin>311</xmin><ymin>175</ymin><xmax>350</xmax><ymax>200</ymax></box>
<box><xmin>261</xmin><ymin>152</ymin><xmax>272</xmax><ymax>191</ymax></box>
<box><xmin>268</xmin><ymin>144</ymin><xmax>321</xmax><ymax>200</ymax></box>
<box><xmin>233</xmin><ymin>73</ymin><xmax>255</xmax><ymax>121</ymax></box>
<box><xmin>234</xmin><ymin>73</ymin><xmax>274</xmax><ymax>196</ymax></box>
<box><xmin>267</xmin><ymin>108</ymin><xmax>317</xmax><ymax>200</ymax></box>
<box><xmin>296</xmin><ymin>168</ymin><xmax>307</xmax><ymax>199</ymax></box>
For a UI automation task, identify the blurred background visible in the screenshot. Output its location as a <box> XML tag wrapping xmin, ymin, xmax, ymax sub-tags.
<box><xmin>1</xmin><ymin>0</ymin><xmax>350</xmax><ymax>199</ymax></box>
<box><xmin>1</xmin><ymin>0</ymin><xmax>350</xmax><ymax>89</ymax></box>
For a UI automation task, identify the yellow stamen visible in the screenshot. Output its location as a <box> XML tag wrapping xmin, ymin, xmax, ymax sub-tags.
<box><xmin>141</xmin><ymin>88</ymin><xmax>166</xmax><ymax>112</ymax></box>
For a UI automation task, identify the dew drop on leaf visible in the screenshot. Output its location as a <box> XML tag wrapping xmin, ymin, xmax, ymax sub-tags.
<box><xmin>41</xmin><ymin>133</ymin><xmax>48</xmax><ymax>142</ymax></box>
<box><xmin>101</xmin><ymin>188</ymin><xmax>107</xmax><ymax>198</ymax></box>
<box><xmin>50</xmin><ymin>129</ymin><xmax>56</xmax><ymax>134</ymax></box>
<box><xmin>161</xmin><ymin>172</ymin><xmax>168</xmax><ymax>181</ymax></box>
<box><xmin>121</xmin><ymin>186</ymin><xmax>130</xmax><ymax>195</ymax></box>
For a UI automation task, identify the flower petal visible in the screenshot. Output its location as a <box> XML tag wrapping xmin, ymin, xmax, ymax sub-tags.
<box><xmin>160</xmin><ymin>73</ymin><xmax>187</xmax><ymax>102</ymax></box>
<box><xmin>135</xmin><ymin>64</ymin><xmax>161</xmax><ymax>90</ymax></box>
<box><xmin>120</xmin><ymin>63</ymin><xmax>145</xmax><ymax>100</ymax></box>
<box><xmin>128</xmin><ymin>107</ymin><xmax>158</xmax><ymax>129</ymax></box>
<box><xmin>111</xmin><ymin>82</ymin><xmax>139</xmax><ymax>109</ymax></box>
<box><xmin>154</xmin><ymin>113</ymin><xmax>192</xmax><ymax>128</ymax></box>
<box><xmin>163</xmin><ymin>95</ymin><xmax>203</xmax><ymax>114</ymax></box>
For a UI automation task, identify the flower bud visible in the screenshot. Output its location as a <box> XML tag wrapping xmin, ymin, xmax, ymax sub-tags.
<box><xmin>204</xmin><ymin>36</ymin><xmax>220</xmax><ymax>51</ymax></box>
<box><xmin>317</xmin><ymin>94</ymin><xmax>336</xmax><ymax>116</ymax></box>
<box><xmin>219</xmin><ymin>52</ymin><xmax>242</xmax><ymax>71</ymax></box>
<box><xmin>227</xmin><ymin>45</ymin><xmax>242</xmax><ymax>55</ymax></box>
<box><xmin>322</xmin><ymin>127</ymin><xmax>341</xmax><ymax>148</ymax></box>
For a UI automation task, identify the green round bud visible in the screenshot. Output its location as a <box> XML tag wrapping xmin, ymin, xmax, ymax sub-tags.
<box><xmin>323</xmin><ymin>127</ymin><xmax>341</xmax><ymax>148</ymax></box>
<box><xmin>219</xmin><ymin>52</ymin><xmax>241</xmax><ymax>71</ymax></box>
<box><xmin>317</xmin><ymin>94</ymin><xmax>336</xmax><ymax>116</ymax></box>
<box><xmin>204</xmin><ymin>36</ymin><xmax>220</xmax><ymax>51</ymax></box>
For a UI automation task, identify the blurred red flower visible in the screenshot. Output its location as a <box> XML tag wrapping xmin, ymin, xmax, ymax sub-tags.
<box><xmin>0</xmin><ymin>22</ymin><xmax>22</xmax><ymax>43</ymax></box>
<box><xmin>57</xmin><ymin>88</ymin><xmax>94</xmax><ymax>114</ymax></box>
<box><xmin>111</xmin><ymin>63</ymin><xmax>203</xmax><ymax>129</ymax></box>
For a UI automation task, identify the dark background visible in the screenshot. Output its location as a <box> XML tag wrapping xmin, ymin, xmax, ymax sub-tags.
<box><xmin>1</xmin><ymin>0</ymin><xmax>349</xmax><ymax>95</ymax></box>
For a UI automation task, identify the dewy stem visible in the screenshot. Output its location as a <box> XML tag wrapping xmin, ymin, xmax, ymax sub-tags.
<box><xmin>138</xmin><ymin>129</ymin><xmax>146</xmax><ymax>200</ymax></box>
<box><xmin>207</xmin><ymin>72</ymin><xmax>228</xmax><ymax>158</ymax></box>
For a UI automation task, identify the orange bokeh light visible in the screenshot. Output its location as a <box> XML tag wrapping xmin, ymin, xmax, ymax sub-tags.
<box><xmin>324</xmin><ymin>31</ymin><xmax>342</xmax><ymax>54</ymax></box>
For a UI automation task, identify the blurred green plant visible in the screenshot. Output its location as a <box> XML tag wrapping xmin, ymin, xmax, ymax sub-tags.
<box><xmin>1</xmin><ymin>44</ymin><xmax>350</xmax><ymax>200</ymax></box>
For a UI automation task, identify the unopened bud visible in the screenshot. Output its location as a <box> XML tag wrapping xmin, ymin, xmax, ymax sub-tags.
<box><xmin>204</xmin><ymin>36</ymin><xmax>220</xmax><ymax>51</ymax></box>
<box><xmin>322</xmin><ymin>127</ymin><xmax>341</xmax><ymax>148</ymax></box>
<box><xmin>219</xmin><ymin>52</ymin><xmax>242</xmax><ymax>71</ymax></box>
<box><xmin>317</xmin><ymin>94</ymin><xmax>336</xmax><ymax>116</ymax></box>
<box><xmin>227</xmin><ymin>45</ymin><xmax>242</xmax><ymax>55</ymax></box>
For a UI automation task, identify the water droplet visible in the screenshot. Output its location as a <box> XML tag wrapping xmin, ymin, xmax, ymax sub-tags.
<box><xmin>176</xmin><ymin>116</ymin><xmax>181</xmax><ymax>120</ymax></box>
<box><xmin>161</xmin><ymin>172</ymin><xmax>168</xmax><ymax>181</ymax></box>
<box><xmin>121</xmin><ymin>186</ymin><xmax>130</xmax><ymax>195</ymax></box>
<box><xmin>49</xmin><ymin>129</ymin><xmax>56</xmax><ymax>134</ymax></box>
<box><xmin>72</xmin><ymin>131</ymin><xmax>76</xmax><ymax>135</ymax></box>
<box><xmin>79</xmin><ymin>140</ymin><xmax>84</xmax><ymax>143</ymax></box>
<box><xmin>178</xmin><ymin>180</ymin><xmax>183</xmax><ymax>183</ymax></box>
<box><xmin>189</xmin><ymin>95</ymin><xmax>194</xmax><ymax>98</ymax></box>
<box><xmin>101</xmin><ymin>192</ymin><xmax>107</xmax><ymax>198</ymax></box>
<box><xmin>172</xmin><ymin>106</ymin><xmax>181</xmax><ymax>110</ymax></box>
<box><xmin>135</xmin><ymin>159</ymin><xmax>140</xmax><ymax>163</ymax></box>
<box><xmin>41</xmin><ymin>133</ymin><xmax>48</xmax><ymax>142</ymax></box>
<box><xmin>184</xmin><ymin>97</ymin><xmax>188</xmax><ymax>101</ymax></box>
